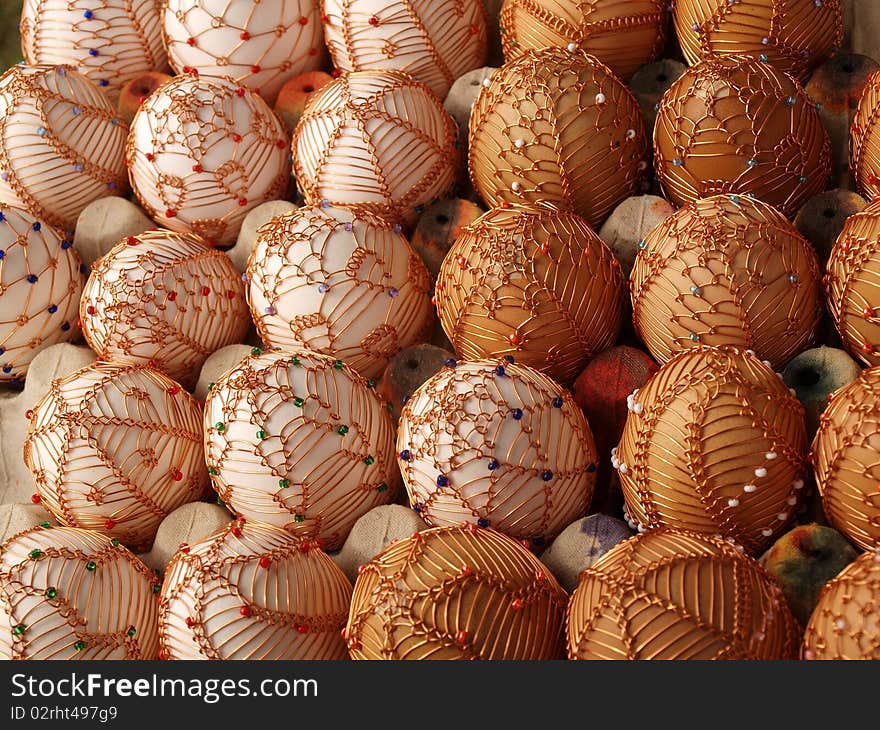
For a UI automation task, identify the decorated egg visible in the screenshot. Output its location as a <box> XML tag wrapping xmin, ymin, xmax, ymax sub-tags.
<box><xmin>851</xmin><ymin>70</ymin><xmax>880</xmax><ymax>201</ymax></box>
<box><xmin>204</xmin><ymin>349</ymin><xmax>399</xmax><ymax>550</ymax></box>
<box><xmin>500</xmin><ymin>0</ymin><xmax>667</xmax><ymax>81</ymax></box>
<box><xmin>468</xmin><ymin>46</ymin><xmax>646</xmax><ymax>229</ymax></box>
<box><xmin>82</xmin><ymin>229</ymin><xmax>250</xmax><ymax>388</ymax></box>
<box><xmin>615</xmin><ymin>346</ymin><xmax>809</xmax><ymax>554</ymax></box>
<box><xmin>23</xmin><ymin>362</ymin><xmax>208</xmax><ymax>547</ymax></box>
<box><xmin>162</xmin><ymin>0</ymin><xmax>325</xmax><ymax>105</ymax></box>
<box><xmin>673</xmin><ymin>0</ymin><xmax>843</xmax><ymax>81</ymax></box>
<box><xmin>0</xmin><ymin>64</ymin><xmax>129</xmax><ymax>233</ymax></box>
<box><xmin>436</xmin><ymin>204</ymin><xmax>624</xmax><ymax>384</ymax></box>
<box><xmin>247</xmin><ymin>204</ymin><xmax>433</xmax><ymax>380</ymax></box>
<box><xmin>159</xmin><ymin>520</ymin><xmax>351</xmax><ymax>660</ymax></box>
<box><xmin>127</xmin><ymin>73</ymin><xmax>290</xmax><ymax>246</ymax></box>
<box><xmin>0</xmin><ymin>204</ymin><xmax>84</xmax><ymax>384</ymax></box>
<box><xmin>812</xmin><ymin>367</ymin><xmax>880</xmax><ymax>550</ymax></box>
<box><xmin>293</xmin><ymin>70</ymin><xmax>459</xmax><ymax>227</ymax></box>
<box><xmin>632</xmin><ymin>194</ymin><xmax>821</xmax><ymax>369</ymax></box>
<box><xmin>567</xmin><ymin>528</ymin><xmax>800</xmax><ymax>659</ymax></box>
<box><xmin>346</xmin><ymin>525</ymin><xmax>568</xmax><ymax>659</ymax></box>
<box><xmin>321</xmin><ymin>0</ymin><xmax>488</xmax><ymax>99</ymax></box>
<box><xmin>397</xmin><ymin>358</ymin><xmax>597</xmax><ymax>544</ymax></box>
<box><xmin>20</xmin><ymin>0</ymin><xmax>167</xmax><ymax>101</ymax></box>
<box><xmin>654</xmin><ymin>55</ymin><xmax>830</xmax><ymax>218</ymax></box>
<box><xmin>0</xmin><ymin>526</ymin><xmax>160</xmax><ymax>659</ymax></box>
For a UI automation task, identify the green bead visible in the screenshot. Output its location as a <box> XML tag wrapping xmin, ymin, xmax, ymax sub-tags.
<box><xmin>337</xmin><ymin>425</ymin><xmax>349</xmax><ymax>436</ymax></box>
<box><xmin>73</xmin><ymin>640</ymin><xmax>86</xmax><ymax>651</ymax></box>
<box><xmin>45</xmin><ymin>587</ymin><xmax>57</xmax><ymax>599</ymax></box>
<box><xmin>293</xmin><ymin>397</ymin><xmax>304</xmax><ymax>407</ymax></box>
<box><xmin>127</xmin><ymin>626</ymin><xmax>136</xmax><ymax>637</ymax></box>
<box><xmin>29</xmin><ymin>549</ymin><xmax>42</xmax><ymax>560</ymax></box>
<box><xmin>208</xmin><ymin>467</ymin><xmax>218</xmax><ymax>476</ymax></box>
<box><xmin>208</xmin><ymin>381</ymin><xmax>215</xmax><ymax>390</ymax></box>
<box><xmin>214</xmin><ymin>422</ymin><xmax>225</xmax><ymax>432</ymax></box>
<box><xmin>152</xmin><ymin>584</ymin><xmax>160</xmax><ymax>594</ymax></box>
<box><xmin>279</xmin><ymin>479</ymin><xmax>289</xmax><ymax>488</ymax></box>
<box><xmin>250</xmin><ymin>347</ymin><xmax>262</xmax><ymax>356</ymax></box>
<box><xmin>256</xmin><ymin>429</ymin><xmax>268</xmax><ymax>440</ymax></box>
<box><xmin>377</xmin><ymin>484</ymin><xmax>388</xmax><ymax>493</ymax></box>
<box><xmin>111</xmin><ymin>538</ymin><xmax>119</xmax><ymax>547</ymax></box>
<box><xmin>39</xmin><ymin>521</ymin><xmax>50</xmax><ymax>529</ymax></box>
<box><xmin>386</xmin><ymin>403</ymin><xmax>393</xmax><ymax>413</ymax></box>
<box><xmin>364</xmin><ymin>456</ymin><xmax>375</xmax><ymax>465</ymax></box>
<box><xmin>294</xmin><ymin>514</ymin><xmax>304</xmax><ymax>523</ymax></box>
<box><xmin>12</xmin><ymin>624</ymin><xmax>26</xmax><ymax>636</ymax></box>
<box><xmin>292</xmin><ymin>356</ymin><xmax>301</xmax><ymax>367</ymax></box>
<box><xmin>366</xmin><ymin>379</ymin><xmax>376</xmax><ymax>389</ymax></box>
<box><xmin>333</xmin><ymin>360</ymin><xmax>344</xmax><ymax>370</ymax></box>
<box><xmin>86</xmin><ymin>561</ymin><xmax>97</xmax><ymax>571</ymax></box>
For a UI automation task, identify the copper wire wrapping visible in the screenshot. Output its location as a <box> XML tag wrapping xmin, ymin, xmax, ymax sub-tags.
<box><xmin>346</xmin><ymin>525</ymin><xmax>568</xmax><ymax>660</ymax></box>
<box><xmin>293</xmin><ymin>69</ymin><xmax>459</xmax><ymax>228</ymax></box>
<box><xmin>21</xmin><ymin>0</ymin><xmax>167</xmax><ymax>101</ymax></box>
<box><xmin>159</xmin><ymin>520</ymin><xmax>351</xmax><ymax>660</ymax></box>
<box><xmin>247</xmin><ymin>204</ymin><xmax>433</xmax><ymax>381</ymax></box>
<box><xmin>436</xmin><ymin>203</ymin><xmax>624</xmax><ymax>384</ymax></box>
<box><xmin>23</xmin><ymin>362</ymin><xmax>209</xmax><ymax>547</ymax></box>
<box><xmin>203</xmin><ymin>348</ymin><xmax>400</xmax><ymax>551</ymax></box>
<box><xmin>631</xmin><ymin>194</ymin><xmax>821</xmax><ymax>369</ymax></box>
<box><xmin>615</xmin><ymin>346</ymin><xmax>808</xmax><ymax>554</ymax></box>
<box><xmin>0</xmin><ymin>64</ymin><xmax>129</xmax><ymax>233</ymax></box>
<box><xmin>468</xmin><ymin>46</ymin><xmax>647</xmax><ymax>230</ymax></box>
<box><xmin>654</xmin><ymin>54</ymin><xmax>830</xmax><ymax>218</ymax></box>
<box><xmin>850</xmin><ymin>73</ymin><xmax>880</xmax><ymax>203</ymax></box>
<box><xmin>0</xmin><ymin>203</ymin><xmax>84</xmax><ymax>384</ymax></box>
<box><xmin>811</xmin><ymin>366</ymin><xmax>880</xmax><ymax>551</ymax></box>
<box><xmin>321</xmin><ymin>0</ymin><xmax>489</xmax><ymax>99</ymax></box>
<box><xmin>500</xmin><ymin>0</ymin><xmax>668</xmax><ymax>81</ymax></box>
<box><xmin>162</xmin><ymin>0</ymin><xmax>325</xmax><ymax>105</ymax></box>
<box><xmin>397</xmin><ymin>357</ymin><xmax>597</xmax><ymax>543</ymax></box>
<box><xmin>566</xmin><ymin>528</ymin><xmax>801</xmax><ymax>660</ymax></box>
<box><xmin>82</xmin><ymin>229</ymin><xmax>250</xmax><ymax>388</ymax></box>
<box><xmin>127</xmin><ymin>73</ymin><xmax>290</xmax><ymax>246</ymax></box>
<box><xmin>0</xmin><ymin>526</ymin><xmax>161</xmax><ymax>660</ymax></box>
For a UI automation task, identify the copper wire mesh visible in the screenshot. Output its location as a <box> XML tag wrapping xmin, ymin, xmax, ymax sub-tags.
<box><xmin>126</xmin><ymin>72</ymin><xmax>291</xmax><ymax>247</ymax></box>
<box><xmin>826</xmin><ymin>199</ymin><xmax>880</xmax><ymax>367</ymax></box>
<box><xmin>346</xmin><ymin>524</ymin><xmax>568</xmax><ymax>660</ymax></box>
<box><xmin>159</xmin><ymin>520</ymin><xmax>351</xmax><ymax>660</ymax></box>
<box><xmin>397</xmin><ymin>358</ymin><xmax>597</xmax><ymax>542</ymax></box>
<box><xmin>673</xmin><ymin>0</ymin><xmax>843</xmax><ymax>81</ymax></box>
<box><xmin>500</xmin><ymin>0</ymin><xmax>667</xmax><ymax>81</ymax></box>
<box><xmin>468</xmin><ymin>46</ymin><xmax>647</xmax><ymax>230</ymax></box>
<box><xmin>203</xmin><ymin>349</ymin><xmax>400</xmax><ymax>551</ymax></box>
<box><xmin>802</xmin><ymin>549</ymin><xmax>880</xmax><ymax>660</ymax></box>
<box><xmin>162</xmin><ymin>0</ymin><xmax>325</xmax><ymax>105</ymax></box>
<box><xmin>615</xmin><ymin>346</ymin><xmax>808</xmax><ymax>554</ymax></box>
<box><xmin>23</xmin><ymin>362</ymin><xmax>209</xmax><ymax>547</ymax></box>
<box><xmin>566</xmin><ymin>528</ymin><xmax>801</xmax><ymax>660</ymax></box>
<box><xmin>811</xmin><ymin>367</ymin><xmax>880</xmax><ymax>551</ymax></box>
<box><xmin>293</xmin><ymin>69</ymin><xmax>459</xmax><ymax>228</ymax></box>
<box><xmin>0</xmin><ymin>203</ymin><xmax>85</xmax><ymax>384</ymax></box>
<box><xmin>20</xmin><ymin>0</ymin><xmax>167</xmax><ymax>102</ymax></box>
<box><xmin>0</xmin><ymin>64</ymin><xmax>129</xmax><ymax>234</ymax></box>
<box><xmin>850</xmin><ymin>71</ymin><xmax>880</xmax><ymax>205</ymax></box>
<box><xmin>321</xmin><ymin>0</ymin><xmax>489</xmax><ymax>99</ymax></box>
<box><xmin>631</xmin><ymin>194</ymin><xmax>821</xmax><ymax>370</ymax></box>
<box><xmin>82</xmin><ymin>229</ymin><xmax>250</xmax><ymax>388</ymax></box>
<box><xmin>247</xmin><ymin>203</ymin><xmax>433</xmax><ymax>381</ymax></box>
<box><xmin>0</xmin><ymin>525</ymin><xmax>161</xmax><ymax>660</ymax></box>
<box><xmin>653</xmin><ymin>54</ymin><xmax>831</xmax><ymax>219</ymax></box>
<box><xmin>435</xmin><ymin>204</ymin><xmax>625</xmax><ymax>384</ymax></box>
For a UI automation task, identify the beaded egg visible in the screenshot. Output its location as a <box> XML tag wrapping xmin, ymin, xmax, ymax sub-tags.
<box><xmin>23</xmin><ymin>362</ymin><xmax>208</xmax><ymax>547</ymax></box>
<box><xmin>0</xmin><ymin>204</ymin><xmax>84</xmax><ymax>384</ymax></box>
<box><xmin>802</xmin><ymin>549</ymin><xmax>880</xmax><ymax>660</ymax></box>
<box><xmin>321</xmin><ymin>0</ymin><xmax>489</xmax><ymax>99</ymax></box>
<box><xmin>468</xmin><ymin>46</ymin><xmax>646</xmax><ymax>230</ymax></box>
<box><xmin>500</xmin><ymin>0</ymin><xmax>668</xmax><ymax>81</ymax></box>
<box><xmin>162</xmin><ymin>0</ymin><xmax>325</xmax><ymax>105</ymax></box>
<box><xmin>0</xmin><ymin>526</ymin><xmax>160</xmax><ymax>659</ymax></box>
<box><xmin>632</xmin><ymin>194</ymin><xmax>821</xmax><ymax>369</ymax></box>
<box><xmin>851</xmin><ymin>70</ymin><xmax>880</xmax><ymax>201</ymax></box>
<box><xmin>247</xmin><ymin>204</ymin><xmax>433</xmax><ymax>380</ymax></box>
<box><xmin>812</xmin><ymin>367</ymin><xmax>880</xmax><ymax>550</ymax></box>
<box><xmin>159</xmin><ymin>520</ymin><xmax>351</xmax><ymax>660</ymax></box>
<box><xmin>436</xmin><ymin>204</ymin><xmax>624</xmax><ymax>384</ymax></box>
<box><xmin>293</xmin><ymin>70</ymin><xmax>458</xmax><ymax>228</ymax></box>
<box><xmin>20</xmin><ymin>0</ymin><xmax>167</xmax><ymax>102</ymax></box>
<box><xmin>567</xmin><ymin>528</ymin><xmax>801</xmax><ymax>660</ymax></box>
<box><xmin>397</xmin><ymin>358</ymin><xmax>597</xmax><ymax>544</ymax></box>
<box><xmin>346</xmin><ymin>525</ymin><xmax>568</xmax><ymax>660</ymax></box>
<box><xmin>81</xmin><ymin>229</ymin><xmax>250</xmax><ymax>388</ymax></box>
<box><xmin>127</xmin><ymin>73</ymin><xmax>290</xmax><ymax>246</ymax></box>
<box><xmin>0</xmin><ymin>64</ymin><xmax>129</xmax><ymax>233</ymax></box>
<box><xmin>654</xmin><ymin>55</ymin><xmax>831</xmax><ymax>218</ymax></box>
<box><xmin>203</xmin><ymin>349</ymin><xmax>399</xmax><ymax>551</ymax></box>
<box><xmin>615</xmin><ymin>346</ymin><xmax>809</xmax><ymax>554</ymax></box>
<box><xmin>673</xmin><ymin>0</ymin><xmax>843</xmax><ymax>81</ymax></box>
<box><xmin>827</xmin><ymin>200</ymin><xmax>880</xmax><ymax>366</ymax></box>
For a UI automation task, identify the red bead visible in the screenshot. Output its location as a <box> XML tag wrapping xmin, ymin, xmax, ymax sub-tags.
<box><xmin>347</xmin><ymin>637</ymin><xmax>359</xmax><ymax>650</ymax></box>
<box><xmin>238</xmin><ymin>198</ymin><xmax>247</xmax><ymax>207</ymax></box>
<box><xmin>457</xmin><ymin>255</ymin><xmax>466</xmax><ymax>268</ymax></box>
<box><xmin>168</xmin><ymin>386</ymin><xmax>179</xmax><ymax>395</ymax></box>
<box><xmin>308</xmin><ymin>48</ymin><xmax>317</xmax><ymax>56</ymax></box>
<box><xmin>368</xmin><ymin>16</ymin><xmax>379</xmax><ymax>25</ymax></box>
<box><xmin>231</xmin><ymin>526</ymin><xmax>242</xmax><ymax>537</ymax></box>
<box><xmin>508</xmin><ymin>332</ymin><xmax>521</xmax><ymax>345</ymax></box>
<box><xmin>185</xmin><ymin>617</ymin><xmax>194</xmax><ymax>628</ymax></box>
<box><xmin>299</xmin><ymin>541</ymin><xmax>310</xmax><ymax>553</ymax></box>
<box><xmin>165</xmin><ymin>208</ymin><xmax>176</xmax><ymax>218</ymax></box>
<box><xmin>870</xmin><ymin>174</ymin><xmax>879</xmax><ymax>186</ymax></box>
<box><xmin>240</xmin><ymin>31</ymin><xmax>250</xmax><ymax>40</ymax></box>
<box><xmin>321</xmin><ymin>13</ymin><xmax>330</xmax><ymax>23</ymax></box>
<box><xmin>357</xmin><ymin>564</ymin><xmax>366</xmax><ymax>574</ymax></box>
<box><xmin>455</xmin><ymin>630</ymin><xmax>467</xmax><ymax>644</ymax></box>
<box><xmin>86</xmin><ymin>305</ymin><xmax>96</xmax><ymax>315</ymax></box>
<box><xmin>127</xmin><ymin>236</ymin><xmax>138</xmax><ymax>246</ymax></box>
<box><xmin>167</xmin><ymin>291</ymin><xmax>177</xmax><ymax>301</ymax></box>
<box><xmin>179</xmin><ymin>543</ymin><xmax>190</xmax><ymax>553</ymax></box>
<box><xmin>299</xmin><ymin>16</ymin><xmax>308</xmax><ymax>25</ymax></box>
<box><xmin>539</xmin><ymin>241</ymin><xmax>549</xmax><ymax>255</ymax></box>
<box><xmin>227</xmin><ymin>290</ymin><xmax>236</xmax><ymax>299</ymax></box>
<box><xmin>410</xmin><ymin>531</ymin><xmax>421</xmax><ymax>541</ymax></box>
<box><xmin>145</xmin><ymin>152</ymin><xmax>155</xmax><ymax>162</ymax></box>
<box><xmin>863</xmin><ymin>342</ymin><xmax>874</xmax><ymax>354</ymax></box>
<box><xmin>464</xmin><ymin>522</ymin><xmax>477</xmax><ymax>534</ymax></box>
<box><xmin>104</xmin><ymin>518</ymin><xmax>115</xmax><ymax>530</ymax></box>
<box><xmin>827</xmin><ymin>392</ymin><xmax>835</xmax><ymax>402</ymax></box>
<box><xmin>331</xmin><ymin>69</ymin><xmax>341</xmax><ymax>78</ymax></box>
<box><xmin>186</xmin><ymin>37</ymin><xmax>196</xmax><ymax>46</ymax></box>
<box><xmin>24</xmin><ymin>409</ymin><xmax>33</xmax><ymax>420</ymax></box>
<box><xmin>239</xmin><ymin>606</ymin><xmax>251</xmax><ymax>617</ymax></box>
<box><xmin>535</xmin><ymin>569</ymin><xmax>545</xmax><ymax>581</ymax></box>
<box><xmin>259</xmin><ymin>556</ymin><xmax>271</xmax><ymax>569</ymax></box>
<box><xmin>158</xmin><ymin>649</ymin><xmax>165</xmax><ymax>660</ymax></box>
<box><xmin>865</xmin><ymin>307</ymin><xmax>874</xmax><ymax>319</ymax></box>
<box><xmin>30</xmin><ymin>494</ymin><xmax>40</xmax><ymax>504</ymax></box>
<box><xmin>296</xmin><ymin>624</ymin><xmax>308</xmax><ymax>633</ymax></box>
<box><xmin>276</xmin><ymin>140</ymin><xmax>286</xmax><ymax>149</ymax></box>
<box><xmin>470</xmin><ymin>25</ymin><xmax>479</xmax><ymax>35</ymax></box>
<box><xmin>201</xmin><ymin>286</ymin><xmax>210</xmax><ymax>296</ymax></box>
<box><xmin>192</xmin><ymin>164</ymin><xmax>202</xmax><ymax>173</ymax></box>
<box><xmin>171</xmin><ymin>469</ymin><xmax>183</xmax><ymax>481</ymax></box>
<box><xmin>236</xmin><ymin>87</ymin><xmax>246</xmax><ymax>97</ymax></box>
<box><xmin>250</xmin><ymin>65</ymin><xmax>261</xmax><ymax>74</ymax></box>
<box><xmin>232</xmin><ymin>134</ymin><xmax>242</xmax><ymax>142</ymax></box>
<box><xmin>511</xmin><ymin>598</ymin><xmax>523</xmax><ymax>610</ymax></box>
<box><xmin>460</xmin><ymin>564</ymin><xmax>472</xmax><ymax>576</ymax></box>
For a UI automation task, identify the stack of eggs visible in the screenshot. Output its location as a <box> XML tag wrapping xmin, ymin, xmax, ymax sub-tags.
<box><xmin>3</xmin><ymin>0</ymin><xmax>880</xmax><ymax>664</ymax></box>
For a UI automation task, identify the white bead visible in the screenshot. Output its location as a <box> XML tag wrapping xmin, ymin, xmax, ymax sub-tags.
<box><xmin>777</xmin><ymin>512</ymin><xmax>788</xmax><ymax>521</ymax></box>
<box><xmin>793</xmin><ymin>479</ymin><xmax>804</xmax><ymax>490</ymax></box>
<box><xmin>762</xmin><ymin>528</ymin><xmax>773</xmax><ymax>537</ymax></box>
<box><xmin>482</xmin><ymin>78</ymin><xmax>491</xmax><ymax>87</ymax></box>
<box><xmin>835</xmin><ymin>618</ymin><xmax>847</xmax><ymax>630</ymax></box>
<box><xmin>567</xmin><ymin>42</ymin><xmax>577</xmax><ymax>52</ymax></box>
<box><xmin>595</xmin><ymin>92</ymin><xmax>606</xmax><ymax>105</ymax></box>
<box><xmin>633</xmin><ymin>403</ymin><xmax>643</xmax><ymax>414</ymax></box>
<box><xmin>789</xmin><ymin>388</ymin><xmax>797</xmax><ymax>396</ymax></box>
<box><xmin>744</xmin><ymin>485</ymin><xmax>757</xmax><ymax>493</ymax></box>
<box><xmin>637</xmin><ymin>522</ymin><xmax>646</xmax><ymax>533</ymax></box>
<box><xmin>755</xmin><ymin>467</ymin><xmax>768</xmax><ymax>478</ymax></box>
<box><xmin>728</xmin><ymin>498</ymin><xmax>740</xmax><ymax>507</ymax></box>
<box><xmin>626</xmin><ymin>129</ymin><xmax>636</xmax><ymax>140</ymax></box>
<box><xmin>514</xmin><ymin>138</ymin><xmax>525</xmax><ymax>149</ymax></box>
<box><xmin>765</xmin><ymin>452</ymin><xmax>777</xmax><ymax>460</ymax></box>
<box><xmin>762</xmin><ymin>359</ymin><xmax>771</xmax><ymax>367</ymax></box>
<box><xmin>787</xmin><ymin>496</ymin><xmax>797</xmax><ymax>506</ymax></box>
<box><xmin>745</xmin><ymin>349</ymin><xmax>756</xmax><ymax>356</ymax></box>
<box><xmin>511</xmin><ymin>181</ymin><xmax>521</xmax><ymax>192</ymax></box>
<box><xmin>619</xmin><ymin>462</ymin><xmax>628</xmax><ymax>474</ymax></box>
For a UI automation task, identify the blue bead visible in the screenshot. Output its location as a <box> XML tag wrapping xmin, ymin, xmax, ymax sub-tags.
<box><xmin>2</xmin><ymin>366</ymin><xmax>11</xmax><ymax>374</ymax></box>
<box><xmin>552</xmin><ymin>397</ymin><xmax>563</xmax><ymax>408</ymax></box>
<box><xmin>99</xmin><ymin>80</ymin><xmax>108</xmax><ymax>87</ymax></box>
<box><xmin>436</xmin><ymin>474</ymin><xmax>449</xmax><ymax>487</ymax></box>
<box><xmin>541</xmin><ymin>470</ymin><xmax>553</xmax><ymax>481</ymax></box>
<box><xmin>61</xmin><ymin>240</ymin><xmax>71</xmax><ymax>249</ymax></box>
<box><xmin>0</xmin><ymin>250</ymin><xmax>4</xmax><ymax>259</ymax></box>
<box><xmin>401</xmin><ymin>396</ymin><xmax>408</xmax><ymax>405</ymax></box>
<box><xmin>412</xmin><ymin>503</ymin><xmax>421</xmax><ymax>513</ymax></box>
<box><xmin>477</xmin><ymin>518</ymin><xmax>489</xmax><ymax>528</ymax></box>
<box><xmin>79</xmin><ymin>264</ymin><xmax>87</xmax><ymax>274</ymax></box>
<box><xmin>495</xmin><ymin>365</ymin><xmax>506</xmax><ymax>376</ymax></box>
<box><xmin>27</xmin><ymin>274</ymin><xmax>38</xmax><ymax>284</ymax></box>
<box><xmin>32</xmin><ymin>222</ymin><xmax>41</xmax><ymax>231</ymax></box>
<box><xmin>587</xmin><ymin>463</ymin><xmax>596</xmax><ymax>473</ymax></box>
<box><xmin>511</xmin><ymin>408</ymin><xmax>523</xmax><ymax>420</ymax></box>
<box><xmin>48</xmin><ymin>305</ymin><xmax>57</xmax><ymax>314</ymax></box>
<box><xmin>444</xmin><ymin>358</ymin><xmax>457</xmax><ymax>368</ymax></box>
<box><xmin>487</xmin><ymin>459</ymin><xmax>499</xmax><ymax>471</ymax></box>
<box><xmin>503</xmin><ymin>355</ymin><xmax>515</xmax><ymax>364</ymax></box>
<box><xmin>84</xmin><ymin>9</ymin><xmax>93</xmax><ymax>18</ymax></box>
<box><xmin>399</xmin><ymin>449</ymin><xmax>411</xmax><ymax>461</ymax></box>
<box><xmin>0</xmin><ymin>212</ymin><xmax>4</xmax><ymax>221</ymax></box>
<box><xmin>88</xmin><ymin>49</ymin><xmax>98</xmax><ymax>57</ymax></box>
<box><xmin>0</xmin><ymin>348</ymin><xmax>4</xmax><ymax>356</ymax></box>
<box><xmin>61</xmin><ymin>322</ymin><xmax>70</xmax><ymax>331</ymax></box>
